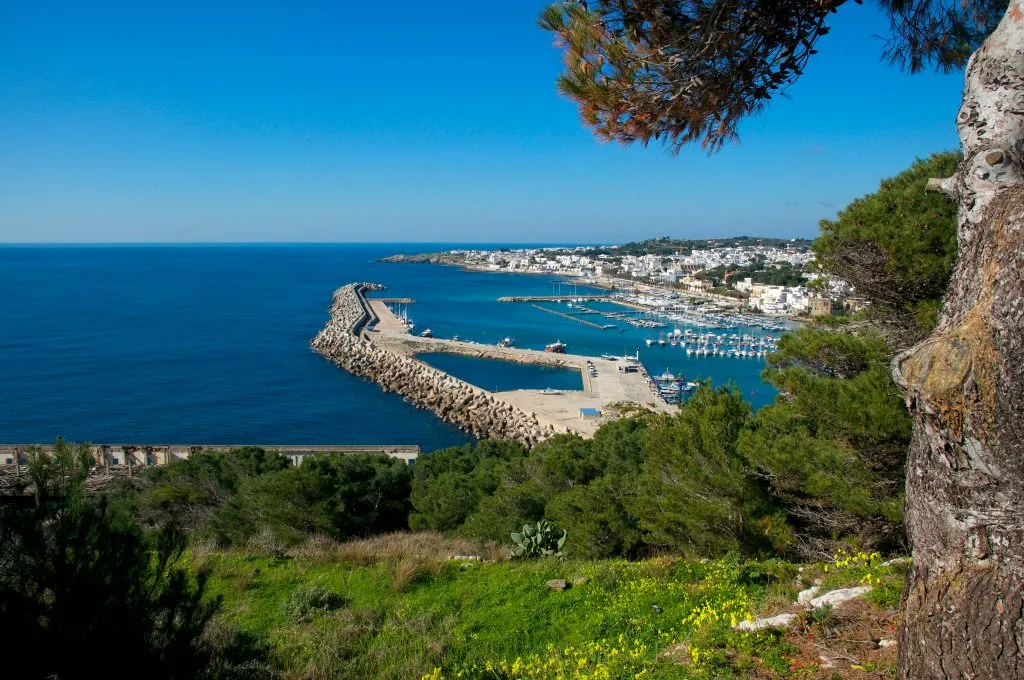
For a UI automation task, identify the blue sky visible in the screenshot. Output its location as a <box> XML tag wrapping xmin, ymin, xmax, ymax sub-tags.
<box><xmin>0</xmin><ymin>1</ymin><xmax>965</xmax><ymax>243</ymax></box>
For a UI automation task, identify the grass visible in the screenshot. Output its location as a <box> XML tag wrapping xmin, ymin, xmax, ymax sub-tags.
<box><xmin>197</xmin><ymin>535</ymin><xmax>910</xmax><ymax>680</ymax></box>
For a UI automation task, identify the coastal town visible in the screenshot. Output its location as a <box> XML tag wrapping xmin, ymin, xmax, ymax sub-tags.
<box><xmin>382</xmin><ymin>237</ymin><xmax>861</xmax><ymax>319</ymax></box>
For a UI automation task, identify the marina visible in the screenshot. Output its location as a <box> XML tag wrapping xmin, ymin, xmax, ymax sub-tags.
<box><xmin>382</xmin><ymin>285</ymin><xmax>786</xmax><ymax>409</ymax></box>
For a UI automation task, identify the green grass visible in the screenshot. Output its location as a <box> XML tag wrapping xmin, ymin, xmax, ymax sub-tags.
<box><xmin>197</xmin><ymin>545</ymin><xmax>907</xmax><ymax>680</ymax></box>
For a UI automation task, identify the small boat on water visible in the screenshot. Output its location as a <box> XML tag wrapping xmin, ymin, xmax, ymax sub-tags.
<box><xmin>498</xmin><ymin>337</ymin><xmax>515</xmax><ymax>347</ymax></box>
<box><xmin>545</xmin><ymin>340</ymin><xmax>567</xmax><ymax>353</ymax></box>
<box><xmin>420</xmin><ymin>328</ymin><xmax>433</xmax><ymax>338</ymax></box>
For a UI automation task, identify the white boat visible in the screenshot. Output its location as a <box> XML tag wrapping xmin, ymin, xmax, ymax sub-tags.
<box><xmin>420</xmin><ymin>328</ymin><xmax>433</xmax><ymax>338</ymax></box>
<box><xmin>545</xmin><ymin>340</ymin><xmax>567</xmax><ymax>353</ymax></box>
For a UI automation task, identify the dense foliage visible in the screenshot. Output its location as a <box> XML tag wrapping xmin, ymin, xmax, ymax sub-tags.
<box><xmin>112</xmin><ymin>450</ymin><xmax>412</xmax><ymax>548</ymax></box>
<box><xmin>740</xmin><ymin>329</ymin><xmax>910</xmax><ymax>557</ymax></box>
<box><xmin>814</xmin><ymin>151</ymin><xmax>960</xmax><ymax>341</ymax></box>
<box><xmin>0</xmin><ymin>440</ymin><xmax>218</xmax><ymax>679</ymax></box>
<box><xmin>697</xmin><ymin>261</ymin><xmax>807</xmax><ymax>287</ymax></box>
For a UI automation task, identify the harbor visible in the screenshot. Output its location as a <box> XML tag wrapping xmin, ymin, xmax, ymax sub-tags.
<box><xmin>362</xmin><ymin>293</ymin><xmax>672</xmax><ymax>437</ymax></box>
<box><xmin>373</xmin><ymin>281</ymin><xmax>787</xmax><ymax>408</ymax></box>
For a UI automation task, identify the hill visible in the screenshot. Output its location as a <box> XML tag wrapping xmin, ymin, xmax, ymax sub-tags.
<box><xmin>198</xmin><ymin>533</ymin><xmax>907</xmax><ymax>679</ymax></box>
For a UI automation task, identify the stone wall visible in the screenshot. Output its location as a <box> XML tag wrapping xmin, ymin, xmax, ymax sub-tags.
<box><xmin>311</xmin><ymin>284</ymin><xmax>559</xmax><ymax>447</ymax></box>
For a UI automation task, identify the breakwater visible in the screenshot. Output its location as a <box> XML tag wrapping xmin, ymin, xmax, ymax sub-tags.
<box><xmin>311</xmin><ymin>284</ymin><xmax>561</xmax><ymax>447</ymax></box>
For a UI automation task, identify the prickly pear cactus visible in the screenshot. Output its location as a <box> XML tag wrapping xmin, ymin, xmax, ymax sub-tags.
<box><xmin>511</xmin><ymin>520</ymin><xmax>566</xmax><ymax>558</ymax></box>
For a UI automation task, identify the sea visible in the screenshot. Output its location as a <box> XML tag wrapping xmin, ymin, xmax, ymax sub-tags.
<box><xmin>0</xmin><ymin>244</ymin><xmax>780</xmax><ymax>452</ymax></box>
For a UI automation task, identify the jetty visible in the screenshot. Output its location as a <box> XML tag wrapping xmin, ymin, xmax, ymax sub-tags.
<box><xmin>310</xmin><ymin>284</ymin><xmax>670</xmax><ymax>446</ymax></box>
<box><xmin>531</xmin><ymin>304</ymin><xmax>616</xmax><ymax>330</ymax></box>
<box><xmin>497</xmin><ymin>295</ymin><xmax>612</xmax><ymax>303</ymax></box>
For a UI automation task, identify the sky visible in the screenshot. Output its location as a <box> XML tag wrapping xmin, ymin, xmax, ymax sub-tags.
<box><xmin>0</xmin><ymin>1</ymin><xmax>967</xmax><ymax>244</ymax></box>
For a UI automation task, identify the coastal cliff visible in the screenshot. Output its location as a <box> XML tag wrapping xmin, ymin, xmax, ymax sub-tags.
<box><xmin>310</xmin><ymin>284</ymin><xmax>559</xmax><ymax>447</ymax></box>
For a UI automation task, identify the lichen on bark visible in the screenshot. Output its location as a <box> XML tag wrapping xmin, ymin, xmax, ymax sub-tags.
<box><xmin>894</xmin><ymin>3</ymin><xmax>1024</xmax><ymax>676</ymax></box>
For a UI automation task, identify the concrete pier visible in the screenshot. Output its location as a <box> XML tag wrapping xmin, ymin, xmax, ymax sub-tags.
<box><xmin>310</xmin><ymin>283</ymin><xmax>671</xmax><ymax>446</ymax></box>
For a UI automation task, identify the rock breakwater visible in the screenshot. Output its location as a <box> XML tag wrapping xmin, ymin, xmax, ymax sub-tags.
<box><xmin>311</xmin><ymin>284</ymin><xmax>560</xmax><ymax>447</ymax></box>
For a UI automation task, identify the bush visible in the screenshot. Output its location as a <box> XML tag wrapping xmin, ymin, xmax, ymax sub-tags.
<box><xmin>198</xmin><ymin>620</ymin><xmax>280</xmax><ymax>680</ymax></box>
<box><xmin>0</xmin><ymin>440</ymin><xmax>218</xmax><ymax>679</ymax></box>
<box><xmin>283</xmin><ymin>585</ymin><xmax>347</xmax><ymax>622</ymax></box>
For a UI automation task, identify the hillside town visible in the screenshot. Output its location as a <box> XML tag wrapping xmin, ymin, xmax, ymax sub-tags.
<box><xmin>387</xmin><ymin>238</ymin><xmax>859</xmax><ymax>319</ymax></box>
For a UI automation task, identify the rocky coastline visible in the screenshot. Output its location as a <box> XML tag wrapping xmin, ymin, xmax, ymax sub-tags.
<box><xmin>376</xmin><ymin>253</ymin><xmax>465</xmax><ymax>264</ymax></box>
<box><xmin>310</xmin><ymin>283</ymin><xmax>560</xmax><ymax>447</ymax></box>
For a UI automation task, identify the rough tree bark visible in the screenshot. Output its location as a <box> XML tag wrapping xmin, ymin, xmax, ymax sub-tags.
<box><xmin>893</xmin><ymin>2</ymin><xmax>1024</xmax><ymax>677</ymax></box>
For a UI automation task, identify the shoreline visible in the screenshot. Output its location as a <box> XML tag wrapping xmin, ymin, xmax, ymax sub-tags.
<box><xmin>380</xmin><ymin>252</ymin><xmax>806</xmax><ymax>323</ymax></box>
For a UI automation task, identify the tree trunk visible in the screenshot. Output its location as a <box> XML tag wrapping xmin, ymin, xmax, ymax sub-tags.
<box><xmin>893</xmin><ymin>3</ymin><xmax>1024</xmax><ymax>677</ymax></box>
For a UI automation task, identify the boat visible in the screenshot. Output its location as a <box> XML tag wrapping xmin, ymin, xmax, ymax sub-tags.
<box><xmin>541</xmin><ymin>387</ymin><xmax>564</xmax><ymax>395</ymax></box>
<box><xmin>498</xmin><ymin>337</ymin><xmax>515</xmax><ymax>347</ymax></box>
<box><xmin>545</xmin><ymin>340</ymin><xmax>567</xmax><ymax>353</ymax></box>
<box><xmin>419</xmin><ymin>328</ymin><xmax>433</xmax><ymax>338</ymax></box>
<box><xmin>452</xmin><ymin>335</ymin><xmax>460</xmax><ymax>341</ymax></box>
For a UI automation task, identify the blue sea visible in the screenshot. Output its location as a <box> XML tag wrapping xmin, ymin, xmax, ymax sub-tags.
<box><xmin>0</xmin><ymin>245</ymin><xmax>779</xmax><ymax>451</ymax></box>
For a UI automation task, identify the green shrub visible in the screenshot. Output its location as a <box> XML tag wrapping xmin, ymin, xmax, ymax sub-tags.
<box><xmin>282</xmin><ymin>585</ymin><xmax>347</xmax><ymax>622</ymax></box>
<box><xmin>866</xmin><ymin>579</ymin><xmax>903</xmax><ymax>609</ymax></box>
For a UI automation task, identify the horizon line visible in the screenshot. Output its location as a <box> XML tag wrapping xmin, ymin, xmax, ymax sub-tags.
<box><xmin>0</xmin><ymin>235</ymin><xmax>810</xmax><ymax>247</ymax></box>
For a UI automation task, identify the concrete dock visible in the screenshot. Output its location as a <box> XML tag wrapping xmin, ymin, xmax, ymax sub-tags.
<box><xmin>364</xmin><ymin>298</ymin><xmax>672</xmax><ymax>437</ymax></box>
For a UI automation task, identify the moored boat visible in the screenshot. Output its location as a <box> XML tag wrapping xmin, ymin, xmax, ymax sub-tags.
<box><xmin>545</xmin><ymin>340</ymin><xmax>567</xmax><ymax>353</ymax></box>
